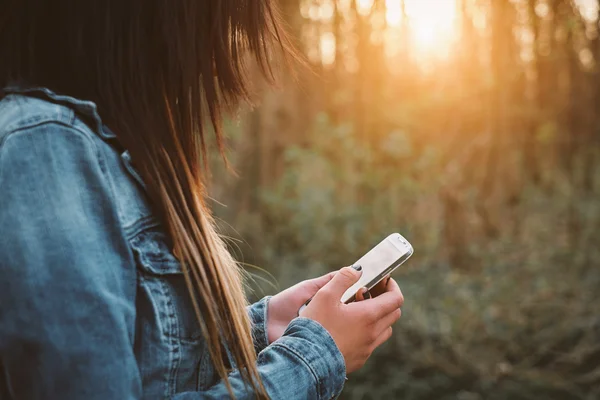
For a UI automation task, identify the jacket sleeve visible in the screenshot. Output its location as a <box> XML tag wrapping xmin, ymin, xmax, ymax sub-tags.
<box><xmin>0</xmin><ymin>122</ymin><xmax>346</xmax><ymax>400</ymax></box>
<box><xmin>175</xmin><ymin>318</ymin><xmax>346</xmax><ymax>400</ymax></box>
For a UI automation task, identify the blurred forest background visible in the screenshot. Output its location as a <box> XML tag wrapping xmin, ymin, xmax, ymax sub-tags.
<box><xmin>209</xmin><ymin>0</ymin><xmax>600</xmax><ymax>398</ymax></box>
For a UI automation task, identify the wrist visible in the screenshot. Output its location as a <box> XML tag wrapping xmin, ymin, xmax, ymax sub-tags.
<box><xmin>266</xmin><ymin>294</ymin><xmax>284</xmax><ymax>344</ymax></box>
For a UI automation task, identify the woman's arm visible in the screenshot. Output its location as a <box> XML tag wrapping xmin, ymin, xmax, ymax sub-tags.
<box><xmin>0</xmin><ymin>122</ymin><xmax>345</xmax><ymax>399</ymax></box>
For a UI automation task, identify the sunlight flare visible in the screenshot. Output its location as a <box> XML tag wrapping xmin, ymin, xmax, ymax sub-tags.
<box><xmin>402</xmin><ymin>0</ymin><xmax>457</xmax><ymax>55</ymax></box>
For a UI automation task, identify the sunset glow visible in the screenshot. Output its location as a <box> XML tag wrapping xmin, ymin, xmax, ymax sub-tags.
<box><xmin>309</xmin><ymin>0</ymin><xmax>600</xmax><ymax>68</ymax></box>
<box><xmin>403</xmin><ymin>0</ymin><xmax>457</xmax><ymax>54</ymax></box>
<box><xmin>313</xmin><ymin>0</ymin><xmax>459</xmax><ymax>65</ymax></box>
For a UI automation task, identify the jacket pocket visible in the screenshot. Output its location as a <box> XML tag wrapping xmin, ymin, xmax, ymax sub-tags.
<box><xmin>131</xmin><ymin>226</ymin><xmax>203</xmax><ymax>343</ymax></box>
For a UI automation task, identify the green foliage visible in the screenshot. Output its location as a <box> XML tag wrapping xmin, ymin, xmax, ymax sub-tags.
<box><xmin>256</xmin><ymin>116</ymin><xmax>438</xmax><ymax>274</ymax></box>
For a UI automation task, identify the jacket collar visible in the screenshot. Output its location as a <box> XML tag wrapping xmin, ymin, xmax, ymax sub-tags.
<box><xmin>3</xmin><ymin>85</ymin><xmax>117</xmax><ymax>140</ymax></box>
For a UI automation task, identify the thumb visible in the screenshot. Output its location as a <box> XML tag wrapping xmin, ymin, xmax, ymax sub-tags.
<box><xmin>323</xmin><ymin>266</ymin><xmax>362</xmax><ymax>299</ymax></box>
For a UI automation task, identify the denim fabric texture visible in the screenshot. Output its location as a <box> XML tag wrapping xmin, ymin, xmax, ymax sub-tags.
<box><xmin>0</xmin><ymin>87</ymin><xmax>346</xmax><ymax>399</ymax></box>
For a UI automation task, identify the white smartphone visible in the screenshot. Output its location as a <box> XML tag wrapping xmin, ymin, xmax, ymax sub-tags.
<box><xmin>298</xmin><ymin>233</ymin><xmax>413</xmax><ymax>314</ymax></box>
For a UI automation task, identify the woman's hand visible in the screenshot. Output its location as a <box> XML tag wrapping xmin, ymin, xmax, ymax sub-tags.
<box><xmin>300</xmin><ymin>267</ymin><xmax>404</xmax><ymax>374</ymax></box>
<box><xmin>267</xmin><ymin>272</ymin><xmax>336</xmax><ymax>344</ymax></box>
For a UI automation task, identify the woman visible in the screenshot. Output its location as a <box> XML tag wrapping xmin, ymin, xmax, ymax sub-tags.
<box><xmin>0</xmin><ymin>1</ymin><xmax>404</xmax><ymax>399</ymax></box>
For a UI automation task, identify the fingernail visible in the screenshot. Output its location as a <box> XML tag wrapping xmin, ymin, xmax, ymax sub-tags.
<box><xmin>362</xmin><ymin>288</ymin><xmax>371</xmax><ymax>299</ymax></box>
<box><xmin>352</xmin><ymin>264</ymin><xmax>362</xmax><ymax>272</ymax></box>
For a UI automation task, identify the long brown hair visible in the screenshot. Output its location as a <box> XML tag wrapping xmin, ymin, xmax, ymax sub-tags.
<box><xmin>0</xmin><ymin>0</ymin><xmax>293</xmax><ymax>396</ymax></box>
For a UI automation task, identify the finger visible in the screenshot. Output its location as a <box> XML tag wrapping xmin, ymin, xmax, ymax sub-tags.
<box><xmin>363</xmin><ymin>278</ymin><xmax>403</xmax><ymax>319</ymax></box>
<box><xmin>355</xmin><ymin>287</ymin><xmax>370</xmax><ymax>302</ymax></box>
<box><xmin>369</xmin><ymin>275</ymin><xmax>390</xmax><ymax>298</ymax></box>
<box><xmin>305</xmin><ymin>271</ymin><xmax>337</xmax><ymax>293</ymax></box>
<box><xmin>373</xmin><ymin>327</ymin><xmax>393</xmax><ymax>349</ymax></box>
<box><xmin>374</xmin><ymin>308</ymin><xmax>402</xmax><ymax>332</ymax></box>
<box><xmin>321</xmin><ymin>266</ymin><xmax>362</xmax><ymax>299</ymax></box>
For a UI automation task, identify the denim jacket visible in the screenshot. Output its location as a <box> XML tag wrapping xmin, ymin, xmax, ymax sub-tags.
<box><xmin>0</xmin><ymin>87</ymin><xmax>346</xmax><ymax>399</ymax></box>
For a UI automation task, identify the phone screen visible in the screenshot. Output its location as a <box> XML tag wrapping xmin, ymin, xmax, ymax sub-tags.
<box><xmin>357</xmin><ymin>239</ymin><xmax>402</xmax><ymax>273</ymax></box>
